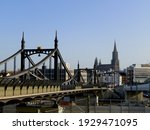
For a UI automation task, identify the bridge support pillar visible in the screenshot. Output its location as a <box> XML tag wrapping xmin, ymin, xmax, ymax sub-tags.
<box><xmin>53</xmin><ymin>101</ymin><xmax>58</xmax><ymax>108</ymax></box>
<box><xmin>86</xmin><ymin>95</ymin><xmax>90</xmax><ymax>113</ymax></box>
<box><xmin>58</xmin><ymin>105</ymin><xmax>64</xmax><ymax>113</ymax></box>
<box><xmin>93</xmin><ymin>91</ymin><xmax>100</xmax><ymax>106</ymax></box>
<box><xmin>96</xmin><ymin>89</ymin><xmax>104</xmax><ymax>99</ymax></box>
<box><xmin>96</xmin><ymin>95</ymin><xmax>99</xmax><ymax>106</ymax></box>
<box><xmin>37</xmin><ymin>109</ymin><xmax>41</xmax><ymax>113</ymax></box>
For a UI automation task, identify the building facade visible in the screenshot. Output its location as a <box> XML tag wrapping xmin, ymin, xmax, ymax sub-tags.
<box><xmin>40</xmin><ymin>63</ymin><xmax>74</xmax><ymax>81</ymax></box>
<box><xmin>127</xmin><ymin>64</ymin><xmax>150</xmax><ymax>84</ymax></box>
<box><xmin>94</xmin><ymin>41</ymin><xmax>120</xmax><ymax>72</ymax></box>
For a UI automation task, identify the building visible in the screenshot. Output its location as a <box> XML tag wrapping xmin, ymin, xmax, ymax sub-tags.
<box><xmin>119</xmin><ymin>70</ymin><xmax>127</xmax><ymax>85</ymax></box>
<box><xmin>94</xmin><ymin>41</ymin><xmax>120</xmax><ymax>72</ymax></box>
<box><xmin>74</xmin><ymin>69</ymin><xmax>88</xmax><ymax>83</ymax></box>
<box><xmin>127</xmin><ymin>64</ymin><xmax>150</xmax><ymax>84</ymax></box>
<box><xmin>40</xmin><ymin>63</ymin><xmax>74</xmax><ymax>81</ymax></box>
<box><xmin>93</xmin><ymin>41</ymin><xmax>120</xmax><ymax>86</ymax></box>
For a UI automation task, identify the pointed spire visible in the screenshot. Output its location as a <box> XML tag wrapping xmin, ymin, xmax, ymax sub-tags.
<box><xmin>21</xmin><ymin>32</ymin><xmax>25</xmax><ymax>49</ymax></box>
<box><xmin>77</xmin><ymin>61</ymin><xmax>80</xmax><ymax>70</ymax></box>
<box><xmin>113</xmin><ymin>40</ymin><xmax>117</xmax><ymax>52</ymax></box>
<box><xmin>77</xmin><ymin>61</ymin><xmax>80</xmax><ymax>82</ymax></box>
<box><xmin>94</xmin><ymin>57</ymin><xmax>98</xmax><ymax>69</ymax></box>
<box><xmin>111</xmin><ymin>40</ymin><xmax>119</xmax><ymax>71</ymax></box>
<box><xmin>99</xmin><ymin>59</ymin><xmax>101</xmax><ymax>65</ymax></box>
<box><xmin>54</xmin><ymin>30</ymin><xmax>58</xmax><ymax>48</ymax></box>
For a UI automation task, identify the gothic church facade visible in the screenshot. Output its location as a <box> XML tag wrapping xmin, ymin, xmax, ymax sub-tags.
<box><xmin>94</xmin><ymin>41</ymin><xmax>120</xmax><ymax>72</ymax></box>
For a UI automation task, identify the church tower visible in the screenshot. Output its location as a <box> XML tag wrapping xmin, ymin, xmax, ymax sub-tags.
<box><xmin>111</xmin><ymin>41</ymin><xmax>120</xmax><ymax>71</ymax></box>
<box><xmin>21</xmin><ymin>32</ymin><xmax>25</xmax><ymax>72</ymax></box>
<box><xmin>94</xmin><ymin>57</ymin><xmax>98</xmax><ymax>69</ymax></box>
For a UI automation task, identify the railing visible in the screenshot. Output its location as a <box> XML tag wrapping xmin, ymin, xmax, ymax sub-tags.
<box><xmin>61</xmin><ymin>98</ymin><xmax>150</xmax><ymax>113</ymax></box>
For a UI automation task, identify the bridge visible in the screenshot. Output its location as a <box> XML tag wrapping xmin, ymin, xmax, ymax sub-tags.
<box><xmin>124</xmin><ymin>83</ymin><xmax>150</xmax><ymax>101</ymax></box>
<box><xmin>0</xmin><ymin>78</ymin><xmax>107</xmax><ymax>104</ymax></box>
<box><xmin>125</xmin><ymin>83</ymin><xmax>150</xmax><ymax>91</ymax></box>
<box><xmin>0</xmin><ymin>32</ymin><xmax>110</xmax><ymax>111</ymax></box>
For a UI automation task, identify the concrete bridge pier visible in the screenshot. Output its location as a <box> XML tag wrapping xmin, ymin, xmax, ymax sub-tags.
<box><xmin>53</xmin><ymin>101</ymin><xmax>58</xmax><ymax>108</ymax></box>
<box><xmin>82</xmin><ymin>93</ymin><xmax>91</xmax><ymax>113</ymax></box>
<box><xmin>96</xmin><ymin>95</ymin><xmax>99</xmax><ymax>106</ymax></box>
<box><xmin>99</xmin><ymin>89</ymin><xmax>104</xmax><ymax>99</ymax></box>
<box><xmin>94</xmin><ymin>89</ymin><xmax>105</xmax><ymax>105</ymax></box>
<box><xmin>93</xmin><ymin>91</ymin><xmax>99</xmax><ymax>106</ymax></box>
<box><xmin>58</xmin><ymin>105</ymin><xmax>64</xmax><ymax>113</ymax></box>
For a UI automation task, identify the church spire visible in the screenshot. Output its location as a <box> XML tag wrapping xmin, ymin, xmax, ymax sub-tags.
<box><xmin>113</xmin><ymin>40</ymin><xmax>117</xmax><ymax>52</ymax></box>
<box><xmin>54</xmin><ymin>30</ymin><xmax>58</xmax><ymax>49</ymax></box>
<box><xmin>99</xmin><ymin>59</ymin><xmax>101</xmax><ymax>66</ymax></box>
<box><xmin>77</xmin><ymin>61</ymin><xmax>80</xmax><ymax>70</ymax></box>
<box><xmin>94</xmin><ymin>57</ymin><xmax>98</xmax><ymax>69</ymax></box>
<box><xmin>111</xmin><ymin>40</ymin><xmax>119</xmax><ymax>71</ymax></box>
<box><xmin>21</xmin><ymin>32</ymin><xmax>25</xmax><ymax>49</ymax></box>
<box><xmin>77</xmin><ymin>61</ymin><xmax>80</xmax><ymax>82</ymax></box>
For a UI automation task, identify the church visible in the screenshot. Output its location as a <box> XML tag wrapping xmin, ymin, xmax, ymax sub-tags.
<box><xmin>94</xmin><ymin>41</ymin><xmax>120</xmax><ymax>72</ymax></box>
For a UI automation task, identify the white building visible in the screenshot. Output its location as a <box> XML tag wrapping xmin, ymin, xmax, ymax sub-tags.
<box><xmin>127</xmin><ymin>64</ymin><xmax>150</xmax><ymax>83</ymax></box>
<box><xmin>80</xmin><ymin>70</ymin><xmax>88</xmax><ymax>83</ymax></box>
<box><xmin>92</xmin><ymin>70</ymin><xmax>120</xmax><ymax>87</ymax></box>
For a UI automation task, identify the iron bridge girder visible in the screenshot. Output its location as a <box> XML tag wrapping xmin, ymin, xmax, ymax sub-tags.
<box><xmin>24</xmin><ymin>49</ymin><xmax>54</xmax><ymax>57</ymax></box>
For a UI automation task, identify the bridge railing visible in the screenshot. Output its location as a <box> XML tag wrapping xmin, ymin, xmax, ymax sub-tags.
<box><xmin>0</xmin><ymin>78</ymin><xmax>65</xmax><ymax>98</ymax></box>
<box><xmin>0</xmin><ymin>76</ymin><xmax>107</xmax><ymax>99</ymax></box>
<box><xmin>61</xmin><ymin>98</ymin><xmax>148</xmax><ymax>113</ymax></box>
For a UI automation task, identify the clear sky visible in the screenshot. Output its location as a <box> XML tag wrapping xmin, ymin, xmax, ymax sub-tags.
<box><xmin>0</xmin><ymin>0</ymin><xmax>150</xmax><ymax>70</ymax></box>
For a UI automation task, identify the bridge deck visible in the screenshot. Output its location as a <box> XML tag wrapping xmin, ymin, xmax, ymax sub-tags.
<box><xmin>0</xmin><ymin>85</ymin><xmax>107</xmax><ymax>102</ymax></box>
<box><xmin>124</xmin><ymin>84</ymin><xmax>150</xmax><ymax>91</ymax></box>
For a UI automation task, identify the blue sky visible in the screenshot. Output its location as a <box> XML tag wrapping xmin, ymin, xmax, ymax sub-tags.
<box><xmin>0</xmin><ymin>0</ymin><xmax>150</xmax><ymax>69</ymax></box>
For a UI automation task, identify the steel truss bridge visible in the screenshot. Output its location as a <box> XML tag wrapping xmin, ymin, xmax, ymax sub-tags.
<box><xmin>0</xmin><ymin>32</ymin><xmax>109</xmax><ymax>106</ymax></box>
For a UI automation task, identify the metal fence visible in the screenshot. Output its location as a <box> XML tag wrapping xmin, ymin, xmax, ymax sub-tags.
<box><xmin>1</xmin><ymin>97</ymin><xmax>150</xmax><ymax>113</ymax></box>
<box><xmin>61</xmin><ymin>98</ymin><xmax>150</xmax><ymax>113</ymax></box>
